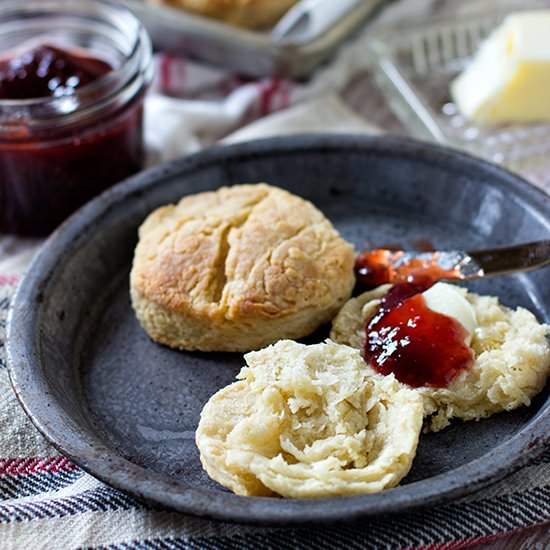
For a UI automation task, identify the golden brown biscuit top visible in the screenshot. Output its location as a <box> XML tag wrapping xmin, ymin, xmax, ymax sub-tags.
<box><xmin>132</xmin><ymin>184</ymin><xmax>355</xmax><ymax>321</ymax></box>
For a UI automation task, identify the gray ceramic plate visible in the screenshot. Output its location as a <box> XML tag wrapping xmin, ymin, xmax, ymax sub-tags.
<box><xmin>7</xmin><ymin>135</ymin><xmax>550</xmax><ymax>524</ymax></box>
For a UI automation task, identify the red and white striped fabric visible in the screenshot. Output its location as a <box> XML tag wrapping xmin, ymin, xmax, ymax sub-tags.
<box><xmin>144</xmin><ymin>40</ymin><xmax>372</xmax><ymax>161</ymax></box>
<box><xmin>1</xmin><ymin>9</ymin><xmax>550</xmax><ymax>544</ymax></box>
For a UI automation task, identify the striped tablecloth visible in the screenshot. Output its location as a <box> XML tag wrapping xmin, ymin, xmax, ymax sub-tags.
<box><xmin>1</xmin><ymin>0</ymin><xmax>550</xmax><ymax>548</ymax></box>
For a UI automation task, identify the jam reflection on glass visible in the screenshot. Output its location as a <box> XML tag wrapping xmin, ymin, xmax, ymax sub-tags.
<box><xmin>364</xmin><ymin>282</ymin><xmax>474</xmax><ymax>388</ymax></box>
<box><xmin>0</xmin><ymin>45</ymin><xmax>111</xmax><ymax>100</ymax></box>
<box><xmin>0</xmin><ymin>44</ymin><xmax>145</xmax><ymax>236</ymax></box>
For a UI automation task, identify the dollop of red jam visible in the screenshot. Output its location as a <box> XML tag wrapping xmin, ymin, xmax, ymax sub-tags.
<box><xmin>355</xmin><ymin>249</ymin><xmax>463</xmax><ymax>287</ymax></box>
<box><xmin>0</xmin><ymin>44</ymin><xmax>110</xmax><ymax>100</ymax></box>
<box><xmin>364</xmin><ymin>282</ymin><xmax>474</xmax><ymax>388</ymax></box>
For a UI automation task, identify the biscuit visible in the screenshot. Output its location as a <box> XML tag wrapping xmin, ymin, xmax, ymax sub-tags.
<box><xmin>196</xmin><ymin>340</ymin><xmax>424</xmax><ymax>498</ymax></box>
<box><xmin>130</xmin><ymin>184</ymin><xmax>355</xmax><ymax>352</ymax></box>
<box><xmin>330</xmin><ymin>286</ymin><xmax>550</xmax><ymax>432</ymax></box>
<box><xmin>147</xmin><ymin>0</ymin><xmax>298</xmax><ymax>28</ymax></box>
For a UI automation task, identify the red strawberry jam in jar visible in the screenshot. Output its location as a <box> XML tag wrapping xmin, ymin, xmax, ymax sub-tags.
<box><xmin>0</xmin><ymin>1</ymin><xmax>153</xmax><ymax>235</ymax></box>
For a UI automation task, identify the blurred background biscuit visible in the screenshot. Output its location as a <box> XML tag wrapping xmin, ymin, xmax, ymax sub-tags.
<box><xmin>146</xmin><ymin>0</ymin><xmax>298</xmax><ymax>28</ymax></box>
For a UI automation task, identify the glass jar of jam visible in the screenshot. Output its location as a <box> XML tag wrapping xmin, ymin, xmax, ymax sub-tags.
<box><xmin>0</xmin><ymin>0</ymin><xmax>153</xmax><ymax>235</ymax></box>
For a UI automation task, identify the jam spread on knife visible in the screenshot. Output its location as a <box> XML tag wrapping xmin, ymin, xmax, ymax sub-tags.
<box><xmin>364</xmin><ymin>282</ymin><xmax>474</xmax><ymax>388</ymax></box>
<box><xmin>355</xmin><ymin>249</ymin><xmax>463</xmax><ymax>287</ymax></box>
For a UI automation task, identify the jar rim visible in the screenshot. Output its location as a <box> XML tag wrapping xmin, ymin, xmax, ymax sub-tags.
<box><xmin>0</xmin><ymin>0</ymin><xmax>152</xmax><ymax>126</ymax></box>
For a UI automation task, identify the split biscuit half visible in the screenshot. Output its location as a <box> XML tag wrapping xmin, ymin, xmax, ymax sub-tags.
<box><xmin>196</xmin><ymin>340</ymin><xmax>424</xmax><ymax>498</ymax></box>
<box><xmin>331</xmin><ymin>285</ymin><xmax>550</xmax><ymax>432</ymax></box>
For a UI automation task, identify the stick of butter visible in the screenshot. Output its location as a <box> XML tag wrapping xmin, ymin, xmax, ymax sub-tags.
<box><xmin>451</xmin><ymin>11</ymin><xmax>550</xmax><ymax>124</ymax></box>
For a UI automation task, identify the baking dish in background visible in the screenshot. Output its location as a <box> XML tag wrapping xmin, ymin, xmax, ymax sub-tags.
<box><xmin>119</xmin><ymin>0</ymin><xmax>385</xmax><ymax>78</ymax></box>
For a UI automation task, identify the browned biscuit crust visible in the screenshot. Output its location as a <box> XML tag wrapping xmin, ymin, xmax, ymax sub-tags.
<box><xmin>131</xmin><ymin>183</ymin><xmax>355</xmax><ymax>352</ymax></box>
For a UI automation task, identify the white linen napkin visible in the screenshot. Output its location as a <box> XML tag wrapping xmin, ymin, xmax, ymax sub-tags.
<box><xmin>223</xmin><ymin>94</ymin><xmax>379</xmax><ymax>143</ymax></box>
<box><xmin>145</xmin><ymin>92</ymin><xmax>378</xmax><ymax>163</ymax></box>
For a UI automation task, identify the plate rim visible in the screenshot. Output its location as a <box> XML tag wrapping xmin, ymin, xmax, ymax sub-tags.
<box><xmin>6</xmin><ymin>134</ymin><xmax>550</xmax><ymax>524</ymax></box>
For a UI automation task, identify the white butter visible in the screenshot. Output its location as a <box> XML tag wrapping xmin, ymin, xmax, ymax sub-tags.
<box><xmin>451</xmin><ymin>11</ymin><xmax>550</xmax><ymax>124</ymax></box>
<box><xmin>422</xmin><ymin>283</ymin><xmax>477</xmax><ymax>346</ymax></box>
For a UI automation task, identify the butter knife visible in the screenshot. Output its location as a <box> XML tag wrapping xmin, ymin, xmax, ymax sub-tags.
<box><xmin>355</xmin><ymin>240</ymin><xmax>550</xmax><ymax>285</ymax></box>
<box><xmin>272</xmin><ymin>0</ymin><xmax>363</xmax><ymax>41</ymax></box>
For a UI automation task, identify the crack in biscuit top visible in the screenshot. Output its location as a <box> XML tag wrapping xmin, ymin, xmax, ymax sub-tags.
<box><xmin>132</xmin><ymin>184</ymin><xmax>355</xmax><ymax>321</ymax></box>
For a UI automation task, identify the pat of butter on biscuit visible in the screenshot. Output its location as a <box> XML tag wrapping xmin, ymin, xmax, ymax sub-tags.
<box><xmin>451</xmin><ymin>11</ymin><xmax>550</xmax><ymax>124</ymax></box>
<box><xmin>422</xmin><ymin>283</ymin><xmax>477</xmax><ymax>346</ymax></box>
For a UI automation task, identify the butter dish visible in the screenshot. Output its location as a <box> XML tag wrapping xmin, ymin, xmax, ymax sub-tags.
<box><xmin>451</xmin><ymin>11</ymin><xmax>550</xmax><ymax>125</ymax></box>
<box><xmin>367</xmin><ymin>1</ymin><xmax>550</xmax><ymax>189</ymax></box>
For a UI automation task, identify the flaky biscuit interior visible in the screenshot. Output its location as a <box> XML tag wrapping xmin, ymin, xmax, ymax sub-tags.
<box><xmin>196</xmin><ymin>340</ymin><xmax>424</xmax><ymax>498</ymax></box>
